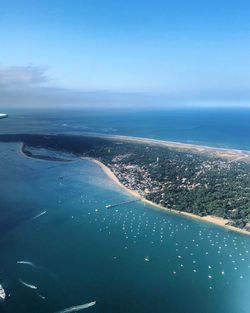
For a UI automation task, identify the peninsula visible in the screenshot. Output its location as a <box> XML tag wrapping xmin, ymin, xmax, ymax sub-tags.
<box><xmin>0</xmin><ymin>133</ymin><xmax>249</xmax><ymax>234</ymax></box>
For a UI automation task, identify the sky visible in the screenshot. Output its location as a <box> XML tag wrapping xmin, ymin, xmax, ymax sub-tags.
<box><xmin>0</xmin><ymin>0</ymin><xmax>250</xmax><ymax>108</ymax></box>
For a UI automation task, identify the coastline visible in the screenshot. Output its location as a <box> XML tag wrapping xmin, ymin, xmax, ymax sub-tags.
<box><xmin>83</xmin><ymin>157</ymin><xmax>250</xmax><ymax>236</ymax></box>
<box><xmin>16</xmin><ymin>137</ymin><xmax>250</xmax><ymax>235</ymax></box>
<box><xmin>18</xmin><ymin>143</ymin><xmax>77</xmax><ymax>163</ymax></box>
<box><xmin>80</xmin><ymin>132</ymin><xmax>250</xmax><ymax>163</ymax></box>
<box><xmin>7</xmin><ymin>132</ymin><xmax>250</xmax><ymax>162</ymax></box>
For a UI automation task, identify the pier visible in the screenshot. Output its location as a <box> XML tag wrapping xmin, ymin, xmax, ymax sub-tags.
<box><xmin>105</xmin><ymin>199</ymin><xmax>141</xmax><ymax>209</ymax></box>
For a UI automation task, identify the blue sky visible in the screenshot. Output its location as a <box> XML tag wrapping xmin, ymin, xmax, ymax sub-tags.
<box><xmin>0</xmin><ymin>0</ymin><xmax>250</xmax><ymax>107</ymax></box>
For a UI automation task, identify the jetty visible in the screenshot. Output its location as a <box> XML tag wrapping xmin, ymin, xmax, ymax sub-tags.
<box><xmin>105</xmin><ymin>199</ymin><xmax>141</xmax><ymax>209</ymax></box>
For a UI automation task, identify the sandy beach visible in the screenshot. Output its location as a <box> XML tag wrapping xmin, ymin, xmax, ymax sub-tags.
<box><xmin>81</xmin><ymin>132</ymin><xmax>250</xmax><ymax>163</ymax></box>
<box><xmin>83</xmin><ymin>156</ymin><xmax>250</xmax><ymax>236</ymax></box>
<box><xmin>18</xmin><ymin>135</ymin><xmax>250</xmax><ymax>235</ymax></box>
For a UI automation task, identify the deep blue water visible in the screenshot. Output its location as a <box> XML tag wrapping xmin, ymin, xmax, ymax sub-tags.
<box><xmin>0</xmin><ymin>108</ymin><xmax>250</xmax><ymax>313</ymax></box>
<box><xmin>1</xmin><ymin>107</ymin><xmax>250</xmax><ymax>150</ymax></box>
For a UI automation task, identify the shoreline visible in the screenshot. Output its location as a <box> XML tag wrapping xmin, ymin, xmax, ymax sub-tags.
<box><xmin>18</xmin><ymin>143</ymin><xmax>77</xmax><ymax>163</ymax></box>
<box><xmin>16</xmin><ymin>138</ymin><xmax>250</xmax><ymax>235</ymax></box>
<box><xmin>76</xmin><ymin>132</ymin><xmax>250</xmax><ymax>163</ymax></box>
<box><xmin>82</xmin><ymin>157</ymin><xmax>250</xmax><ymax>236</ymax></box>
<box><xmin>5</xmin><ymin>132</ymin><xmax>250</xmax><ymax>162</ymax></box>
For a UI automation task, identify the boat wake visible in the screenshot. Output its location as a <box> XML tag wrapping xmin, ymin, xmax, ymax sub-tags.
<box><xmin>55</xmin><ymin>301</ymin><xmax>96</xmax><ymax>313</ymax></box>
<box><xmin>31</xmin><ymin>210</ymin><xmax>47</xmax><ymax>220</ymax></box>
<box><xmin>36</xmin><ymin>291</ymin><xmax>46</xmax><ymax>299</ymax></box>
<box><xmin>19</xmin><ymin>279</ymin><xmax>38</xmax><ymax>290</ymax></box>
<box><xmin>17</xmin><ymin>261</ymin><xmax>37</xmax><ymax>268</ymax></box>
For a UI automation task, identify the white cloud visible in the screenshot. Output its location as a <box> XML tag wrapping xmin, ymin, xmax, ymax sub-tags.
<box><xmin>0</xmin><ymin>64</ymin><xmax>250</xmax><ymax>108</ymax></box>
<box><xmin>0</xmin><ymin>65</ymin><xmax>48</xmax><ymax>86</ymax></box>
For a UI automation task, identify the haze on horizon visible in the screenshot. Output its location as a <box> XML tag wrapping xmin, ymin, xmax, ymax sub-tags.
<box><xmin>1</xmin><ymin>0</ymin><xmax>250</xmax><ymax>108</ymax></box>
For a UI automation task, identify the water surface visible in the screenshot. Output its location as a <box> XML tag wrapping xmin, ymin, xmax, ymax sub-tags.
<box><xmin>1</xmin><ymin>108</ymin><xmax>250</xmax><ymax>150</ymax></box>
<box><xmin>0</xmin><ymin>142</ymin><xmax>249</xmax><ymax>313</ymax></box>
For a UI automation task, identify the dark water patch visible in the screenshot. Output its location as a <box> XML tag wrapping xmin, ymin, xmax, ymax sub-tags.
<box><xmin>22</xmin><ymin>146</ymin><xmax>75</xmax><ymax>162</ymax></box>
<box><xmin>0</xmin><ymin>202</ymin><xmax>40</xmax><ymax>240</ymax></box>
<box><xmin>0</xmin><ymin>134</ymin><xmax>114</xmax><ymax>155</ymax></box>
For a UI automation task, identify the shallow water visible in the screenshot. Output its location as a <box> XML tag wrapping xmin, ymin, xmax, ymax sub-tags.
<box><xmin>0</xmin><ymin>142</ymin><xmax>249</xmax><ymax>313</ymax></box>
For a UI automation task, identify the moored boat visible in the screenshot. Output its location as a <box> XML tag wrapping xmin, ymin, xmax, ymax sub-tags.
<box><xmin>0</xmin><ymin>284</ymin><xmax>6</xmax><ymax>300</ymax></box>
<box><xmin>0</xmin><ymin>114</ymin><xmax>8</xmax><ymax>119</ymax></box>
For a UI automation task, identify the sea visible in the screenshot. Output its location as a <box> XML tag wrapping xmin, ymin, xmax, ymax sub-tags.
<box><xmin>0</xmin><ymin>108</ymin><xmax>249</xmax><ymax>313</ymax></box>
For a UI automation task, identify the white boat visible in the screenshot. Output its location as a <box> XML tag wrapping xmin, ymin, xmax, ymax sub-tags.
<box><xmin>0</xmin><ymin>113</ymin><xmax>8</xmax><ymax>119</ymax></box>
<box><xmin>0</xmin><ymin>284</ymin><xmax>6</xmax><ymax>300</ymax></box>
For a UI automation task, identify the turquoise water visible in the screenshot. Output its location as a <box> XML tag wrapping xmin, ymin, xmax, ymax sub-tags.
<box><xmin>0</xmin><ymin>109</ymin><xmax>250</xmax><ymax>312</ymax></box>
<box><xmin>0</xmin><ymin>142</ymin><xmax>249</xmax><ymax>313</ymax></box>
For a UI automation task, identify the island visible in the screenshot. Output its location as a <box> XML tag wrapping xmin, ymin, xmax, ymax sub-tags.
<box><xmin>0</xmin><ymin>133</ymin><xmax>249</xmax><ymax>234</ymax></box>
